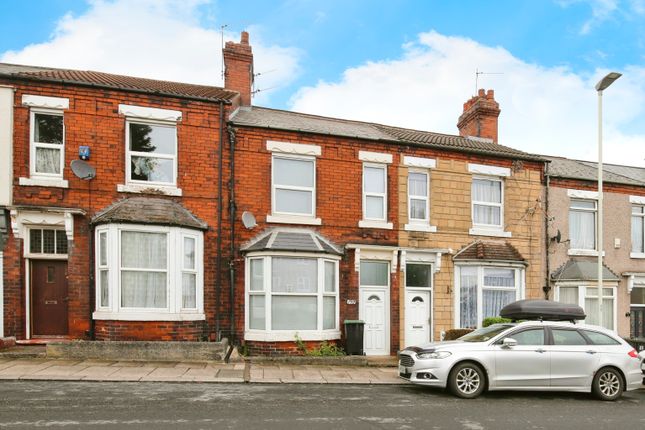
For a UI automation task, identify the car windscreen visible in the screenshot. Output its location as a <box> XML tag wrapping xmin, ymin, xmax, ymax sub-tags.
<box><xmin>459</xmin><ymin>324</ymin><xmax>515</xmax><ymax>342</ymax></box>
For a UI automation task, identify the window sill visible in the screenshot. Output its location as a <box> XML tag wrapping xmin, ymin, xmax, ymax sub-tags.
<box><xmin>244</xmin><ymin>330</ymin><xmax>341</xmax><ymax>342</ymax></box>
<box><xmin>630</xmin><ymin>252</ymin><xmax>645</xmax><ymax>259</ymax></box>
<box><xmin>266</xmin><ymin>214</ymin><xmax>322</xmax><ymax>225</ymax></box>
<box><xmin>92</xmin><ymin>311</ymin><xmax>205</xmax><ymax>321</ymax></box>
<box><xmin>358</xmin><ymin>220</ymin><xmax>393</xmax><ymax>229</ymax></box>
<box><xmin>567</xmin><ymin>249</ymin><xmax>605</xmax><ymax>257</ymax></box>
<box><xmin>19</xmin><ymin>177</ymin><xmax>68</xmax><ymax>188</ymax></box>
<box><xmin>117</xmin><ymin>183</ymin><xmax>183</xmax><ymax>196</ymax></box>
<box><xmin>404</xmin><ymin>223</ymin><xmax>437</xmax><ymax>233</ymax></box>
<box><xmin>469</xmin><ymin>227</ymin><xmax>511</xmax><ymax>238</ymax></box>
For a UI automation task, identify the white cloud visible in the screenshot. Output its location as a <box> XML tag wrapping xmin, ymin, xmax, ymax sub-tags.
<box><xmin>290</xmin><ymin>31</ymin><xmax>645</xmax><ymax>167</ymax></box>
<box><xmin>0</xmin><ymin>0</ymin><xmax>300</xmax><ymax>105</ymax></box>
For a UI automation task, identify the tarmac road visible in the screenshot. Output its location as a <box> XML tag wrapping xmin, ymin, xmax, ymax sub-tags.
<box><xmin>0</xmin><ymin>381</ymin><xmax>643</xmax><ymax>429</ymax></box>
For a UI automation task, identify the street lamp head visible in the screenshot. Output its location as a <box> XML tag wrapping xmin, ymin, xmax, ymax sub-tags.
<box><xmin>595</xmin><ymin>72</ymin><xmax>622</xmax><ymax>91</ymax></box>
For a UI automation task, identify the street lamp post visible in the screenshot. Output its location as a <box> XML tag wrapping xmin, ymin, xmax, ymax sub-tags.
<box><xmin>595</xmin><ymin>72</ymin><xmax>621</xmax><ymax>329</ymax></box>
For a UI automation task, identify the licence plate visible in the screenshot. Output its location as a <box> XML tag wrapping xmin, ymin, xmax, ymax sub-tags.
<box><xmin>399</xmin><ymin>365</ymin><xmax>411</xmax><ymax>379</ymax></box>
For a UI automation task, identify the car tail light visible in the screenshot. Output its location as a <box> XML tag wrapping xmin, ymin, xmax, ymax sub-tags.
<box><xmin>628</xmin><ymin>349</ymin><xmax>639</xmax><ymax>358</ymax></box>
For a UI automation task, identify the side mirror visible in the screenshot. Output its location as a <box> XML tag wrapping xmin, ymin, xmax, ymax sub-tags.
<box><xmin>502</xmin><ymin>337</ymin><xmax>518</xmax><ymax>348</ymax></box>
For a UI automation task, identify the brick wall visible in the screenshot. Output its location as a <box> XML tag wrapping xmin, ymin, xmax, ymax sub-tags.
<box><xmin>1</xmin><ymin>77</ymin><xmax>232</xmax><ymax>341</ymax></box>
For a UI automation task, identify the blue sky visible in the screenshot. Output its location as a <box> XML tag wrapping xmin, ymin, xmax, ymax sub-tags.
<box><xmin>1</xmin><ymin>0</ymin><xmax>644</xmax><ymax>165</ymax></box>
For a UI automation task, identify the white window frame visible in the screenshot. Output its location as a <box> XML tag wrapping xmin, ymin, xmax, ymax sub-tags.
<box><xmin>93</xmin><ymin>223</ymin><xmax>204</xmax><ymax>321</ymax></box>
<box><xmin>631</xmin><ymin>204</ymin><xmax>645</xmax><ymax>258</ymax></box>
<box><xmin>244</xmin><ymin>253</ymin><xmax>341</xmax><ymax>342</ymax></box>
<box><xmin>271</xmin><ymin>154</ymin><xmax>316</xmax><ymax>218</ymax></box>
<box><xmin>405</xmin><ymin>169</ymin><xmax>437</xmax><ymax>232</ymax></box>
<box><xmin>568</xmin><ymin>198</ymin><xmax>597</xmax><ymax>255</ymax></box>
<box><xmin>555</xmin><ymin>285</ymin><xmax>617</xmax><ymax>331</ymax></box>
<box><xmin>125</xmin><ymin>118</ymin><xmax>178</xmax><ymax>188</ymax></box>
<box><xmin>454</xmin><ymin>264</ymin><xmax>525</xmax><ymax>328</ymax></box>
<box><xmin>362</xmin><ymin>163</ymin><xmax>388</xmax><ymax>222</ymax></box>
<box><xmin>29</xmin><ymin>108</ymin><xmax>65</xmax><ymax>180</ymax></box>
<box><xmin>471</xmin><ymin>176</ymin><xmax>504</xmax><ymax>229</ymax></box>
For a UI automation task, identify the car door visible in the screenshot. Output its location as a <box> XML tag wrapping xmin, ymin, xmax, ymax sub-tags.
<box><xmin>548</xmin><ymin>327</ymin><xmax>599</xmax><ymax>388</ymax></box>
<box><xmin>493</xmin><ymin>327</ymin><xmax>550</xmax><ymax>388</ymax></box>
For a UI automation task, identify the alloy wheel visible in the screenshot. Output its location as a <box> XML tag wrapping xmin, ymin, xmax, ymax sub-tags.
<box><xmin>598</xmin><ymin>371</ymin><xmax>620</xmax><ymax>398</ymax></box>
<box><xmin>455</xmin><ymin>367</ymin><xmax>481</xmax><ymax>394</ymax></box>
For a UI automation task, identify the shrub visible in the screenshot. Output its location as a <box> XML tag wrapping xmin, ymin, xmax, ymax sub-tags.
<box><xmin>482</xmin><ymin>317</ymin><xmax>512</xmax><ymax>327</ymax></box>
<box><xmin>443</xmin><ymin>328</ymin><xmax>474</xmax><ymax>340</ymax></box>
<box><xmin>295</xmin><ymin>334</ymin><xmax>345</xmax><ymax>356</ymax></box>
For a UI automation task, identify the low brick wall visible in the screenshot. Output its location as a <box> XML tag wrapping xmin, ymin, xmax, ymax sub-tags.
<box><xmin>94</xmin><ymin>320</ymin><xmax>208</xmax><ymax>341</ymax></box>
<box><xmin>0</xmin><ymin>337</ymin><xmax>17</xmax><ymax>350</ymax></box>
<box><xmin>46</xmin><ymin>339</ymin><xmax>228</xmax><ymax>362</ymax></box>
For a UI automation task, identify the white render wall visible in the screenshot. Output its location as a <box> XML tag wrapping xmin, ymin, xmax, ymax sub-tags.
<box><xmin>0</xmin><ymin>86</ymin><xmax>13</xmax><ymax>207</ymax></box>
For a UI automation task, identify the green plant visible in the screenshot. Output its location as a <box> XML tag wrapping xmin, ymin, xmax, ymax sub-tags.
<box><xmin>482</xmin><ymin>317</ymin><xmax>512</xmax><ymax>327</ymax></box>
<box><xmin>443</xmin><ymin>328</ymin><xmax>474</xmax><ymax>340</ymax></box>
<box><xmin>294</xmin><ymin>334</ymin><xmax>345</xmax><ymax>356</ymax></box>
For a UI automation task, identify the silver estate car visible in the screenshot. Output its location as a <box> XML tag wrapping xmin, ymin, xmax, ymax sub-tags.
<box><xmin>399</xmin><ymin>321</ymin><xmax>643</xmax><ymax>400</ymax></box>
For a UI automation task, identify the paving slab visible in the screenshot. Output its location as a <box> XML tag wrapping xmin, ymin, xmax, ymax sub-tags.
<box><xmin>75</xmin><ymin>366</ymin><xmax>121</xmax><ymax>379</ymax></box>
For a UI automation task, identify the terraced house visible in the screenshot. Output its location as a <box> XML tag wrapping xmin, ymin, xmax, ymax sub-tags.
<box><xmin>546</xmin><ymin>157</ymin><xmax>645</xmax><ymax>340</ymax></box>
<box><xmin>0</xmin><ymin>32</ymin><xmax>547</xmax><ymax>355</ymax></box>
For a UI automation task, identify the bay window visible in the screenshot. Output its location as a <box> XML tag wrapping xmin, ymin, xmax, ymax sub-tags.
<box><xmin>569</xmin><ymin>199</ymin><xmax>596</xmax><ymax>250</ymax></box>
<box><xmin>93</xmin><ymin>224</ymin><xmax>203</xmax><ymax>320</ymax></box>
<box><xmin>456</xmin><ymin>265</ymin><xmax>522</xmax><ymax>328</ymax></box>
<box><xmin>557</xmin><ymin>286</ymin><xmax>616</xmax><ymax>331</ymax></box>
<box><xmin>245</xmin><ymin>255</ymin><xmax>340</xmax><ymax>341</ymax></box>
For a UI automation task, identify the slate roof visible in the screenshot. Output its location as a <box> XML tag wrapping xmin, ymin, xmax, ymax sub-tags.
<box><xmin>546</xmin><ymin>156</ymin><xmax>645</xmax><ymax>187</ymax></box>
<box><xmin>241</xmin><ymin>228</ymin><xmax>343</xmax><ymax>255</ymax></box>
<box><xmin>91</xmin><ymin>197</ymin><xmax>208</xmax><ymax>230</ymax></box>
<box><xmin>0</xmin><ymin>63</ymin><xmax>238</xmax><ymax>103</ymax></box>
<box><xmin>551</xmin><ymin>259</ymin><xmax>620</xmax><ymax>282</ymax></box>
<box><xmin>230</xmin><ymin>106</ymin><xmax>545</xmax><ymax>162</ymax></box>
<box><xmin>453</xmin><ymin>241</ymin><xmax>526</xmax><ymax>263</ymax></box>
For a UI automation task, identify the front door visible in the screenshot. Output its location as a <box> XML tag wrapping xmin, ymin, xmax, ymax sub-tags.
<box><xmin>31</xmin><ymin>260</ymin><xmax>68</xmax><ymax>336</ymax></box>
<box><xmin>360</xmin><ymin>289</ymin><xmax>388</xmax><ymax>355</ymax></box>
<box><xmin>405</xmin><ymin>290</ymin><xmax>430</xmax><ymax>347</ymax></box>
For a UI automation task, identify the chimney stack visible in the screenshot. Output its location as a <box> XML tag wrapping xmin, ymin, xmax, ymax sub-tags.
<box><xmin>223</xmin><ymin>31</ymin><xmax>254</xmax><ymax>107</ymax></box>
<box><xmin>457</xmin><ymin>89</ymin><xmax>501</xmax><ymax>143</ymax></box>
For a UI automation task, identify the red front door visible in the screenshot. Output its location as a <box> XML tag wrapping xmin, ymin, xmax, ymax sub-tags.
<box><xmin>31</xmin><ymin>260</ymin><xmax>69</xmax><ymax>336</ymax></box>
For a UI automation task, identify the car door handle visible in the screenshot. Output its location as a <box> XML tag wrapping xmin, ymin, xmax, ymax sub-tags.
<box><xmin>535</xmin><ymin>348</ymin><xmax>546</xmax><ymax>353</ymax></box>
<box><xmin>586</xmin><ymin>350</ymin><xmax>597</xmax><ymax>355</ymax></box>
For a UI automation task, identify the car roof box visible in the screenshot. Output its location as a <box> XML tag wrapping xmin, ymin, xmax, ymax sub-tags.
<box><xmin>500</xmin><ymin>299</ymin><xmax>586</xmax><ymax>322</ymax></box>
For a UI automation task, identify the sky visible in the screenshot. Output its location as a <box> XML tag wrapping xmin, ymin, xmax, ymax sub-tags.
<box><xmin>1</xmin><ymin>0</ymin><xmax>645</xmax><ymax>166</ymax></box>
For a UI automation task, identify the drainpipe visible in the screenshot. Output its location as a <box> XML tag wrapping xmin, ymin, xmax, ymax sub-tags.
<box><xmin>544</xmin><ymin>161</ymin><xmax>551</xmax><ymax>299</ymax></box>
<box><xmin>227</xmin><ymin>125</ymin><xmax>237</xmax><ymax>348</ymax></box>
<box><xmin>215</xmin><ymin>101</ymin><xmax>224</xmax><ymax>340</ymax></box>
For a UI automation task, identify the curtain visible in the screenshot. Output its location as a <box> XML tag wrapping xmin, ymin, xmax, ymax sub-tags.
<box><xmin>460</xmin><ymin>267</ymin><xmax>478</xmax><ymax>328</ymax></box>
<box><xmin>585</xmin><ymin>296</ymin><xmax>614</xmax><ymax>330</ymax></box>
<box><xmin>272</xmin><ymin>296</ymin><xmax>317</xmax><ymax>330</ymax></box>
<box><xmin>120</xmin><ymin>231</ymin><xmax>167</xmax><ymax>308</ymax></box>
<box><xmin>272</xmin><ymin>258</ymin><xmax>317</xmax><ymax>293</ymax></box>
<box><xmin>483</xmin><ymin>290</ymin><xmax>515</xmax><ymax>319</ymax></box>
<box><xmin>483</xmin><ymin>268</ymin><xmax>514</xmax><ymax>286</ymax></box>
<box><xmin>324</xmin><ymin>261</ymin><xmax>335</xmax><ymax>292</ymax></box>
<box><xmin>182</xmin><ymin>273</ymin><xmax>196</xmax><ymax>309</ymax></box>
<box><xmin>365</xmin><ymin>195</ymin><xmax>385</xmax><ymax>219</ymax></box>
<box><xmin>250</xmin><ymin>259</ymin><xmax>264</xmax><ymax>291</ymax></box>
<box><xmin>249</xmin><ymin>295</ymin><xmax>265</xmax><ymax>330</ymax></box>
<box><xmin>408</xmin><ymin>173</ymin><xmax>427</xmax><ymax>196</ymax></box>
<box><xmin>569</xmin><ymin>210</ymin><xmax>595</xmax><ymax>249</ymax></box>
<box><xmin>35</xmin><ymin>148</ymin><xmax>61</xmax><ymax>174</ymax></box>
<box><xmin>632</xmin><ymin>214</ymin><xmax>643</xmax><ymax>253</ymax></box>
<box><xmin>100</xmin><ymin>270</ymin><xmax>109</xmax><ymax>307</ymax></box>
<box><xmin>323</xmin><ymin>296</ymin><xmax>335</xmax><ymax>329</ymax></box>
<box><xmin>558</xmin><ymin>287</ymin><xmax>578</xmax><ymax>305</ymax></box>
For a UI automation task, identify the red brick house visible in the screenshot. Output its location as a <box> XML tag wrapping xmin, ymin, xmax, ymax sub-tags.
<box><xmin>1</xmin><ymin>32</ymin><xmax>547</xmax><ymax>355</ymax></box>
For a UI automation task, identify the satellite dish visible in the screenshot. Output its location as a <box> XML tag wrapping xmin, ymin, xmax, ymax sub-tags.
<box><xmin>551</xmin><ymin>229</ymin><xmax>562</xmax><ymax>243</ymax></box>
<box><xmin>241</xmin><ymin>211</ymin><xmax>257</xmax><ymax>229</ymax></box>
<box><xmin>70</xmin><ymin>159</ymin><xmax>96</xmax><ymax>180</ymax></box>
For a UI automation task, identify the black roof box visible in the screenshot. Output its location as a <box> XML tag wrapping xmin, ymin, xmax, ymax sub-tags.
<box><xmin>500</xmin><ymin>299</ymin><xmax>586</xmax><ymax>321</ymax></box>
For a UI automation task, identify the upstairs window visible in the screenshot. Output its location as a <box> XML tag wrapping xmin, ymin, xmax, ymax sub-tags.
<box><xmin>363</xmin><ymin>164</ymin><xmax>387</xmax><ymax>221</ymax></box>
<box><xmin>30</xmin><ymin>111</ymin><xmax>64</xmax><ymax>178</ymax></box>
<box><xmin>126</xmin><ymin>121</ymin><xmax>177</xmax><ymax>186</ymax></box>
<box><xmin>408</xmin><ymin>171</ymin><xmax>429</xmax><ymax>223</ymax></box>
<box><xmin>272</xmin><ymin>155</ymin><xmax>315</xmax><ymax>217</ymax></box>
<box><xmin>632</xmin><ymin>205</ymin><xmax>644</xmax><ymax>254</ymax></box>
<box><xmin>472</xmin><ymin>178</ymin><xmax>503</xmax><ymax>228</ymax></box>
<box><xmin>569</xmin><ymin>199</ymin><xmax>596</xmax><ymax>250</ymax></box>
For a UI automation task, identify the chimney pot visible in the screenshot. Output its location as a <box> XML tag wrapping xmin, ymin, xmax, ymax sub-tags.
<box><xmin>241</xmin><ymin>31</ymin><xmax>249</xmax><ymax>45</ymax></box>
<box><xmin>478</xmin><ymin>88</ymin><xmax>485</xmax><ymax>97</ymax></box>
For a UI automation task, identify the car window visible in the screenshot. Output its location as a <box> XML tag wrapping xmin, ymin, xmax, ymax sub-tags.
<box><xmin>552</xmin><ymin>329</ymin><xmax>587</xmax><ymax>345</ymax></box>
<box><xmin>506</xmin><ymin>328</ymin><xmax>545</xmax><ymax>346</ymax></box>
<box><xmin>582</xmin><ymin>330</ymin><xmax>620</xmax><ymax>345</ymax></box>
<box><xmin>459</xmin><ymin>324</ymin><xmax>515</xmax><ymax>342</ymax></box>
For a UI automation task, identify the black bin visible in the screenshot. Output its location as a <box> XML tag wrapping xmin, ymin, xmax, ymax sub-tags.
<box><xmin>344</xmin><ymin>320</ymin><xmax>365</xmax><ymax>355</ymax></box>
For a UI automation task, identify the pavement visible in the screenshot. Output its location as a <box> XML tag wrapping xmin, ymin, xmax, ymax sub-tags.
<box><xmin>0</xmin><ymin>356</ymin><xmax>402</xmax><ymax>384</ymax></box>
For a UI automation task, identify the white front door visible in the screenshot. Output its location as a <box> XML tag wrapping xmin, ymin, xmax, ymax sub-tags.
<box><xmin>405</xmin><ymin>290</ymin><xmax>430</xmax><ymax>347</ymax></box>
<box><xmin>360</xmin><ymin>288</ymin><xmax>388</xmax><ymax>355</ymax></box>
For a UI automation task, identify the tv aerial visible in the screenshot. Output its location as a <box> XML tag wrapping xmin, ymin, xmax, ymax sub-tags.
<box><xmin>70</xmin><ymin>159</ymin><xmax>96</xmax><ymax>180</ymax></box>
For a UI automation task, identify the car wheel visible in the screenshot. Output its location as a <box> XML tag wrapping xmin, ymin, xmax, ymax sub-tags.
<box><xmin>448</xmin><ymin>362</ymin><xmax>486</xmax><ymax>399</ymax></box>
<box><xmin>592</xmin><ymin>367</ymin><xmax>623</xmax><ymax>401</ymax></box>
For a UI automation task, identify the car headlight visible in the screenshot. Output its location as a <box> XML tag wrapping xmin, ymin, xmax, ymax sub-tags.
<box><xmin>416</xmin><ymin>351</ymin><xmax>452</xmax><ymax>360</ymax></box>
